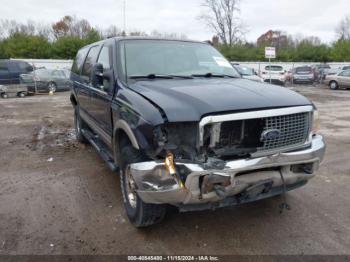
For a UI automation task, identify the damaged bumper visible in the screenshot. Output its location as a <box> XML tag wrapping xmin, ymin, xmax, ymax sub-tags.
<box><xmin>130</xmin><ymin>135</ymin><xmax>326</xmax><ymax>210</ymax></box>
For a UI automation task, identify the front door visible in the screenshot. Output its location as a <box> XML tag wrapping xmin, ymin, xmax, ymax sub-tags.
<box><xmin>89</xmin><ymin>44</ymin><xmax>114</xmax><ymax>147</ymax></box>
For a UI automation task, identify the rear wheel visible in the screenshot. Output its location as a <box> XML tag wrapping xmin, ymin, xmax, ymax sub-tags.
<box><xmin>120</xmin><ymin>146</ymin><xmax>166</xmax><ymax>227</ymax></box>
<box><xmin>47</xmin><ymin>82</ymin><xmax>57</xmax><ymax>93</ymax></box>
<box><xmin>74</xmin><ymin>107</ymin><xmax>89</xmax><ymax>144</ymax></box>
<box><xmin>1</xmin><ymin>93</ymin><xmax>8</xmax><ymax>99</ymax></box>
<box><xmin>18</xmin><ymin>92</ymin><xmax>26</xmax><ymax>98</ymax></box>
<box><xmin>329</xmin><ymin>81</ymin><xmax>338</xmax><ymax>90</ymax></box>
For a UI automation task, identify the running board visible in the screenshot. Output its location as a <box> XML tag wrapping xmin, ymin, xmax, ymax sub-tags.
<box><xmin>81</xmin><ymin>128</ymin><xmax>119</xmax><ymax>172</ymax></box>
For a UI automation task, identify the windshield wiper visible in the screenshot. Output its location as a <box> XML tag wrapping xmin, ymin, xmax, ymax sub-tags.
<box><xmin>129</xmin><ymin>74</ymin><xmax>194</xmax><ymax>80</ymax></box>
<box><xmin>129</xmin><ymin>74</ymin><xmax>174</xmax><ymax>79</ymax></box>
<box><xmin>192</xmin><ymin>73</ymin><xmax>238</xmax><ymax>78</ymax></box>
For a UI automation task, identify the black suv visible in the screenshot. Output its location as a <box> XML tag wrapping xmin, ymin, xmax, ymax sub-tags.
<box><xmin>71</xmin><ymin>38</ymin><xmax>325</xmax><ymax>227</ymax></box>
<box><xmin>0</xmin><ymin>59</ymin><xmax>34</xmax><ymax>85</ymax></box>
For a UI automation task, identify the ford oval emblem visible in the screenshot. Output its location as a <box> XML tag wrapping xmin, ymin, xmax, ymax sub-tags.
<box><xmin>261</xmin><ymin>129</ymin><xmax>281</xmax><ymax>141</ymax></box>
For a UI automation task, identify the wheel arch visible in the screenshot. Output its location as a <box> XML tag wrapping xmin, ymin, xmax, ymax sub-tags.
<box><xmin>70</xmin><ymin>93</ymin><xmax>78</xmax><ymax>107</ymax></box>
<box><xmin>113</xmin><ymin>120</ymin><xmax>140</xmax><ymax>165</ymax></box>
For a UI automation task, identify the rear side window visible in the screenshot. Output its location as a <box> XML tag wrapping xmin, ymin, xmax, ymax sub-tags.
<box><xmin>81</xmin><ymin>46</ymin><xmax>100</xmax><ymax>82</ymax></box>
<box><xmin>265</xmin><ymin>65</ymin><xmax>283</xmax><ymax>71</ymax></box>
<box><xmin>71</xmin><ymin>47</ymin><xmax>89</xmax><ymax>75</ymax></box>
<box><xmin>295</xmin><ymin>67</ymin><xmax>312</xmax><ymax>73</ymax></box>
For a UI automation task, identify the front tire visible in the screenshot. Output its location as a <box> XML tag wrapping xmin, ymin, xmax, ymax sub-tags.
<box><xmin>120</xmin><ymin>146</ymin><xmax>166</xmax><ymax>227</ymax></box>
<box><xmin>329</xmin><ymin>81</ymin><xmax>338</xmax><ymax>90</ymax></box>
<box><xmin>1</xmin><ymin>93</ymin><xmax>8</xmax><ymax>99</ymax></box>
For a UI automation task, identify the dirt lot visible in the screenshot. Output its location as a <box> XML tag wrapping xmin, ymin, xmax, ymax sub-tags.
<box><xmin>0</xmin><ymin>85</ymin><xmax>349</xmax><ymax>255</ymax></box>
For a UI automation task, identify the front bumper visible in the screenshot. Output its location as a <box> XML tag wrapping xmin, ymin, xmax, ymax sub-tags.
<box><xmin>130</xmin><ymin>135</ymin><xmax>326</xmax><ymax>209</ymax></box>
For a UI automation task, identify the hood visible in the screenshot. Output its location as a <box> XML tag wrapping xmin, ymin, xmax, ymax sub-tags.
<box><xmin>128</xmin><ymin>78</ymin><xmax>311</xmax><ymax>122</ymax></box>
<box><xmin>242</xmin><ymin>75</ymin><xmax>263</xmax><ymax>82</ymax></box>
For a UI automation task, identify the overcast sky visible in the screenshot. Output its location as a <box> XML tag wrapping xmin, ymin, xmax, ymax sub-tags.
<box><xmin>0</xmin><ymin>0</ymin><xmax>348</xmax><ymax>43</ymax></box>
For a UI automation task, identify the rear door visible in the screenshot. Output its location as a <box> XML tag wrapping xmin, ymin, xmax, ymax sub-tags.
<box><xmin>0</xmin><ymin>61</ymin><xmax>10</xmax><ymax>85</ymax></box>
<box><xmin>72</xmin><ymin>45</ymin><xmax>100</xmax><ymax>116</ymax></box>
<box><xmin>51</xmin><ymin>70</ymin><xmax>69</xmax><ymax>90</ymax></box>
<box><xmin>89</xmin><ymin>43</ymin><xmax>114</xmax><ymax>146</ymax></box>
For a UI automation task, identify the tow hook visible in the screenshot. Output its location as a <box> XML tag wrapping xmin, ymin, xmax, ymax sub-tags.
<box><xmin>239</xmin><ymin>179</ymin><xmax>274</xmax><ymax>201</ymax></box>
<box><xmin>200</xmin><ymin>173</ymin><xmax>231</xmax><ymax>199</ymax></box>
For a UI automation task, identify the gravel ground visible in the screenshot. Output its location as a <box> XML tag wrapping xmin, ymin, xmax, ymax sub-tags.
<box><xmin>0</xmin><ymin>85</ymin><xmax>349</xmax><ymax>255</ymax></box>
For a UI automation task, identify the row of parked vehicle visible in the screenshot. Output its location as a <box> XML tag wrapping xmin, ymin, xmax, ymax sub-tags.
<box><xmin>0</xmin><ymin>59</ymin><xmax>71</xmax><ymax>98</ymax></box>
<box><xmin>231</xmin><ymin>63</ymin><xmax>350</xmax><ymax>90</ymax></box>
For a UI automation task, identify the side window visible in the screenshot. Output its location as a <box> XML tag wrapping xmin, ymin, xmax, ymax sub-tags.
<box><xmin>343</xmin><ymin>71</ymin><xmax>350</xmax><ymax>77</ymax></box>
<box><xmin>81</xmin><ymin>46</ymin><xmax>100</xmax><ymax>83</ymax></box>
<box><xmin>339</xmin><ymin>71</ymin><xmax>350</xmax><ymax>77</ymax></box>
<box><xmin>17</xmin><ymin>61</ymin><xmax>33</xmax><ymax>73</ymax></box>
<box><xmin>97</xmin><ymin>46</ymin><xmax>111</xmax><ymax>70</ymax></box>
<box><xmin>71</xmin><ymin>47</ymin><xmax>89</xmax><ymax>75</ymax></box>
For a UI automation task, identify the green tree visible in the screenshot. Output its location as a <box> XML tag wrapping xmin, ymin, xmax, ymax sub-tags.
<box><xmin>2</xmin><ymin>33</ymin><xmax>51</xmax><ymax>58</ymax></box>
<box><xmin>331</xmin><ymin>40</ymin><xmax>350</xmax><ymax>61</ymax></box>
<box><xmin>51</xmin><ymin>36</ymin><xmax>86</xmax><ymax>59</ymax></box>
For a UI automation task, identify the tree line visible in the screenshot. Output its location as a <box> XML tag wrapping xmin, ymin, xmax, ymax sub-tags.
<box><xmin>0</xmin><ymin>15</ymin><xmax>187</xmax><ymax>60</ymax></box>
<box><xmin>0</xmin><ymin>9</ymin><xmax>350</xmax><ymax>62</ymax></box>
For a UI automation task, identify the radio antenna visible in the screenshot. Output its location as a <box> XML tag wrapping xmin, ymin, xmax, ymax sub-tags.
<box><xmin>123</xmin><ymin>0</ymin><xmax>126</xmax><ymax>36</ymax></box>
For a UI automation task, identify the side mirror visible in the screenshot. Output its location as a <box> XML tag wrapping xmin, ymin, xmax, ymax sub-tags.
<box><xmin>91</xmin><ymin>63</ymin><xmax>104</xmax><ymax>89</ymax></box>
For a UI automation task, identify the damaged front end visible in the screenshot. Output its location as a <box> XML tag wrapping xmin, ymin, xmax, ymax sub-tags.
<box><xmin>136</xmin><ymin>106</ymin><xmax>326</xmax><ymax>211</ymax></box>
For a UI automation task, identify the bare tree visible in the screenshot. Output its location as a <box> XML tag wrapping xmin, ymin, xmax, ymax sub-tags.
<box><xmin>336</xmin><ymin>15</ymin><xmax>350</xmax><ymax>40</ymax></box>
<box><xmin>52</xmin><ymin>15</ymin><xmax>93</xmax><ymax>39</ymax></box>
<box><xmin>198</xmin><ymin>0</ymin><xmax>245</xmax><ymax>46</ymax></box>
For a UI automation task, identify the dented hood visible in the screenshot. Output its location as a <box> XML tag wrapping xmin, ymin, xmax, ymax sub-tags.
<box><xmin>128</xmin><ymin>78</ymin><xmax>311</xmax><ymax>122</ymax></box>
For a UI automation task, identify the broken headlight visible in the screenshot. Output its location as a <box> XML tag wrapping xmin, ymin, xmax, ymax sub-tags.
<box><xmin>311</xmin><ymin>110</ymin><xmax>320</xmax><ymax>135</ymax></box>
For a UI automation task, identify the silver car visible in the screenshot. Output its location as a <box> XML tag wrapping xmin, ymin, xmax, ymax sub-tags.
<box><xmin>325</xmin><ymin>70</ymin><xmax>350</xmax><ymax>90</ymax></box>
<box><xmin>233</xmin><ymin>65</ymin><xmax>263</xmax><ymax>83</ymax></box>
<box><xmin>20</xmin><ymin>69</ymin><xmax>71</xmax><ymax>93</ymax></box>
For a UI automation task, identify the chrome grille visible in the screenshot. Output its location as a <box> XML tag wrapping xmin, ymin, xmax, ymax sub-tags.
<box><xmin>258</xmin><ymin>112</ymin><xmax>311</xmax><ymax>152</ymax></box>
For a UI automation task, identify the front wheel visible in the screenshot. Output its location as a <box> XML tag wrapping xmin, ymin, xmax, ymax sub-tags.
<box><xmin>329</xmin><ymin>81</ymin><xmax>338</xmax><ymax>90</ymax></box>
<box><xmin>1</xmin><ymin>93</ymin><xmax>8</xmax><ymax>99</ymax></box>
<box><xmin>120</xmin><ymin>146</ymin><xmax>166</xmax><ymax>227</ymax></box>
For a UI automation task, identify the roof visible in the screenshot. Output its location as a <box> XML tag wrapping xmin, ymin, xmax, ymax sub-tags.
<box><xmin>83</xmin><ymin>36</ymin><xmax>207</xmax><ymax>49</ymax></box>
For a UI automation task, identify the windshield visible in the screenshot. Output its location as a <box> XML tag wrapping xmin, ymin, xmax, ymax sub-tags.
<box><xmin>235</xmin><ymin>66</ymin><xmax>255</xmax><ymax>76</ymax></box>
<box><xmin>119</xmin><ymin>40</ymin><xmax>240</xmax><ymax>80</ymax></box>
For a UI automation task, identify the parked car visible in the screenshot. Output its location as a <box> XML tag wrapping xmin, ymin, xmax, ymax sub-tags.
<box><xmin>71</xmin><ymin>37</ymin><xmax>325</xmax><ymax>227</ymax></box>
<box><xmin>233</xmin><ymin>65</ymin><xmax>263</xmax><ymax>83</ymax></box>
<box><xmin>291</xmin><ymin>66</ymin><xmax>314</xmax><ymax>84</ymax></box>
<box><xmin>325</xmin><ymin>70</ymin><xmax>350</xmax><ymax>90</ymax></box>
<box><xmin>0</xmin><ymin>84</ymin><xmax>28</xmax><ymax>98</ymax></box>
<box><xmin>20</xmin><ymin>69</ymin><xmax>71</xmax><ymax>93</ymax></box>
<box><xmin>339</xmin><ymin>65</ymin><xmax>350</xmax><ymax>71</ymax></box>
<box><xmin>260</xmin><ymin>65</ymin><xmax>286</xmax><ymax>85</ymax></box>
<box><xmin>0</xmin><ymin>59</ymin><xmax>34</xmax><ymax>85</ymax></box>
